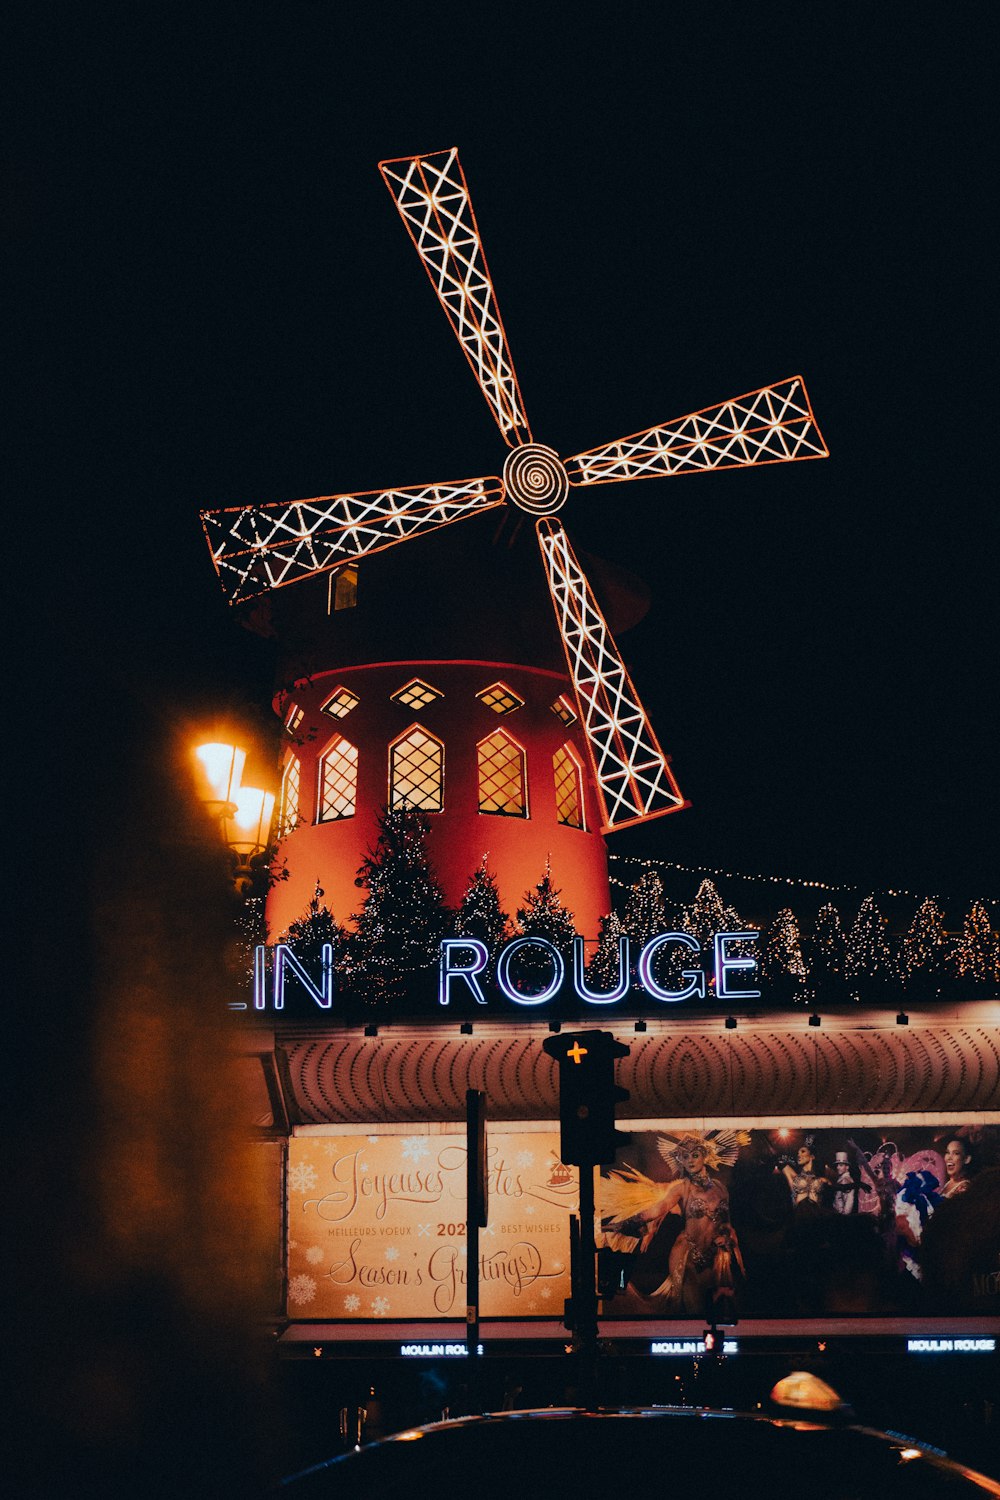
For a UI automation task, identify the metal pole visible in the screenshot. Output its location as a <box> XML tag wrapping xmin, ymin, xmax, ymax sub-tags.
<box><xmin>576</xmin><ymin>1162</ymin><xmax>599</xmax><ymax>1406</ymax></box>
<box><xmin>466</xmin><ymin>1089</ymin><xmax>486</xmax><ymax>1406</ymax></box>
<box><xmin>566</xmin><ymin>1212</ymin><xmax>579</xmax><ymax>1335</ymax></box>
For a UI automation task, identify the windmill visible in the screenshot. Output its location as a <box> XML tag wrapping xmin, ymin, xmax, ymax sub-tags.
<box><xmin>202</xmin><ymin>147</ymin><xmax>827</xmax><ymax>836</ymax></box>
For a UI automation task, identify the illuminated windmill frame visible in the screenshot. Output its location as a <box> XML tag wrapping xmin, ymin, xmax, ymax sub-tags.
<box><xmin>202</xmin><ymin>147</ymin><xmax>828</xmax><ymax>834</ymax></box>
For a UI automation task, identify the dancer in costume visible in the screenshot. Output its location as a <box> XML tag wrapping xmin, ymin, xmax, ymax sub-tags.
<box><xmin>780</xmin><ymin>1139</ymin><xmax>829</xmax><ymax>1207</ymax></box>
<box><xmin>848</xmin><ymin>1139</ymin><xmax>900</xmax><ymax>1230</ymax></box>
<box><xmin>940</xmin><ymin>1137</ymin><xmax>973</xmax><ymax>1199</ymax></box>
<box><xmin>848</xmin><ymin>1138</ymin><xmax>946</xmax><ymax>1281</ymax></box>
<box><xmin>891</xmin><ymin>1148</ymin><xmax>946</xmax><ymax>1280</ymax></box>
<box><xmin>832</xmin><ymin>1149</ymin><xmax>861</xmax><ymax>1215</ymax></box>
<box><xmin>600</xmin><ymin>1129</ymin><xmax>749</xmax><ymax>1314</ymax></box>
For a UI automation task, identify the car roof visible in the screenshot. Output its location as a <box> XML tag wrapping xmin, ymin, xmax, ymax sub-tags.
<box><xmin>281</xmin><ymin>1405</ymin><xmax>1000</xmax><ymax>1497</ymax></box>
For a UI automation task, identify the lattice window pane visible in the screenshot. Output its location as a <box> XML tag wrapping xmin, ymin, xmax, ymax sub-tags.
<box><xmin>478</xmin><ymin>732</ymin><xmax>527</xmax><ymax>817</ymax></box>
<box><xmin>553</xmin><ymin>745</ymin><xmax>584</xmax><ymax>829</ymax></box>
<box><xmin>551</xmin><ymin>694</ymin><xmax>577</xmax><ymax>727</ymax></box>
<box><xmin>318</xmin><ymin>738</ymin><xmax>358</xmax><ymax>821</ymax></box>
<box><xmin>476</xmin><ymin>681</ymin><xmax>524</xmax><ymax>716</ymax></box>
<box><xmin>285</xmin><ymin>705</ymin><xmax>304</xmax><ymax>733</ymax></box>
<box><xmin>390</xmin><ymin>728</ymin><xmax>444</xmax><ymax>812</ymax></box>
<box><xmin>391</xmin><ymin>678</ymin><xmax>443</xmax><ymax>710</ymax></box>
<box><xmin>278</xmin><ymin>756</ymin><xmax>301</xmax><ymax>836</ymax></box>
<box><xmin>322</xmin><ymin>686</ymin><xmax>360</xmax><ymax>719</ymax></box>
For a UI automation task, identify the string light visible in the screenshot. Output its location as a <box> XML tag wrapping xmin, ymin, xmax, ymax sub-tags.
<box><xmin>538</xmin><ymin>517</ymin><xmax>686</xmax><ymax>832</ymax></box>
<box><xmin>608</xmin><ymin>854</ymin><xmax>999</xmax><ymax>909</ymax></box>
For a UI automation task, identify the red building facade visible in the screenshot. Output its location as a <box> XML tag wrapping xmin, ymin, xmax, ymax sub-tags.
<box><xmin>267</xmin><ymin>658</ymin><xmax>609</xmax><ymax>943</ymax></box>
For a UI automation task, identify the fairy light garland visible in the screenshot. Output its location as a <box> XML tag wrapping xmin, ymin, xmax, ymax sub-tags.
<box><xmin>607</xmin><ymin>854</ymin><xmax>999</xmax><ymax>909</ymax></box>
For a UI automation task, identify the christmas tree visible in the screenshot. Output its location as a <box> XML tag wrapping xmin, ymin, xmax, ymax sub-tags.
<box><xmin>760</xmin><ymin>907</ymin><xmax>809</xmax><ymax>1004</ymax></box>
<box><xmin>678</xmin><ymin>879</ymin><xmax>756</xmax><ymax>998</ymax></box>
<box><xmin>901</xmin><ymin>897</ymin><xmax>949</xmax><ymax>999</ymax></box>
<box><xmin>281</xmin><ymin>881</ymin><xmax>347</xmax><ymax>961</ymax></box>
<box><xmin>620</xmin><ymin>869</ymin><xmax>687</xmax><ymax>991</ymax></box>
<box><xmin>682</xmin><ymin>878</ymin><xmax>728</xmax><ymax>951</ymax></box>
<box><xmin>515</xmin><ymin>859</ymin><xmax>578</xmax><ymax>987</ymax></box>
<box><xmin>586</xmin><ymin>910</ymin><xmax>629</xmax><ymax>992</ymax></box>
<box><xmin>235</xmin><ymin>893</ymin><xmax>268</xmax><ymax>983</ymax></box>
<box><xmin>346</xmin><ymin>806</ymin><xmax>452</xmax><ymax>1007</ymax></box>
<box><xmin>949</xmin><ymin>900</ymin><xmax>999</xmax><ymax>990</ymax></box>
<box><xmin>454</xmin><ymin>856</ymin><xmax>511</xmax><ymax>980</ymax></box>
<box><xmin>720</xmin><ymin>903</ymin><xmax>759</xmax><ymax>971</ymax></box>
<box><xmin>810</xmin><ymin>903</ymin><xmax>848</xmax><ymax>1002</ymax></box>
<box><xmin>621</xmin><ymin>871</ymin><xmax>668</xmax><ymax>948</ymax></box>
<box><xmin>845</xmin><ymin>894</ymin><xmax>897</xmax><ymax>999</ymax></box>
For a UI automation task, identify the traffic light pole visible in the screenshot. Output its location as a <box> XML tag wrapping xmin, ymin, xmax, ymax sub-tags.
<box><xmin>543</xmin><ymin>1030</ymin><xmax>631</xmax><ymax>1410</ymax></box>
<box><xmin>574</xmin><ymin>1161</ymin><xmax>599</xmax><ymax>1407</ymax></box>
<box><xmin>467</xmin><ymin>1197</ymin><xmax>480</xmax><ymax>1398</ymax></box>
<box><xmin>466</xmin><ymin>1089</ymin><xmax>487</xmax><ymax>1408</ymax></box>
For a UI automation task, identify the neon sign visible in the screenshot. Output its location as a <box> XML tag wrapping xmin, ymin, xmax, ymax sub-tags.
<box><xmin>255</xmin><ymin>943</ymin><xmax>335</xmax><ymax>1010</ymax></box>
<box><xmin>906</xmin><ymin>1338</ymin><xmax>995</xmax><ymax>1354</ymax></box>
<box><xmin>439</xmin><ymin>932</ymin><xmax>760</xmax><ymax>1008</ymax></box>
<box><xmin>399</xmin><ymin>1343</ymin><xmax>484</xmax><ymax>1357</ymax></box>
<box><xmin>250</xmin><ymin>930</ymin><xmax>759</xmax><ymax>1012</ymax></box>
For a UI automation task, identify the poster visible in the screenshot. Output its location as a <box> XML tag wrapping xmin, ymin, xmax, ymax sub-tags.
<box><xmin>598</xmin><ymin>1124</ymin><xmax>1000</xmax><ymax>1320</ymax></box>
<box><xmin>286</xmin><ymin>1123</ymin><xmax>998</xmax><ymax>1321</ymax></box>
<box><xmin>287</xmin><ymin>1131</ymin><xmax>576</xmax><ymax>1319</ymax></box>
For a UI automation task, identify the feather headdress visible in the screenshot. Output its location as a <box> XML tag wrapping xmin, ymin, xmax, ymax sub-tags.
<box><xmin>656</xmin><ymin>1128</ymin><xmax>750</xmax><ymax>1171</ymax></box>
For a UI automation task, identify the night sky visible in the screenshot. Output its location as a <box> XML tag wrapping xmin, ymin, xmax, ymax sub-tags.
<box><xmin>19</xmin><ymin>4</ymin><xmax>997</xmax><ymax>922</ymax></box>
<box><xmin>8</xmin><ymin>14</ymin><xmax>999</xmax><ymax>1486</ymax></box>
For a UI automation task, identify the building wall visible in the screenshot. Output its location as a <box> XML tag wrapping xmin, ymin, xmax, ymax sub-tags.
<box><xmin>265</xmin><ymin>659</ymin><xmax>611</xmax><ymax>942</ymax></box>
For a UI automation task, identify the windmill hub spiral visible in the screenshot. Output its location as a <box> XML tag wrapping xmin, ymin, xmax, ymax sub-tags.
<box><xmin>503</xmin><ymin>444</ymin><xmax>570</xmax><ymax>515</ymax></box>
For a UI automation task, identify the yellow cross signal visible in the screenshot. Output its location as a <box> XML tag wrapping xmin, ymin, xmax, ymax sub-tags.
<box><xmin>566</xmin><ymin>1040</ymin><xmax>588</xmax><ymax>1064</ymax></box>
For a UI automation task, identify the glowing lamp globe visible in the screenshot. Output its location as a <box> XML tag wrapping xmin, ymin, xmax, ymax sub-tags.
<box><xmin>192</xmin><ymin>742</ymin><xmax>246</xmax><ymax>816</ymax></box>
<box><xmin>224</xmin><ymin>786</ymin><xmax>275</xmax><ymax>857</ymax></box>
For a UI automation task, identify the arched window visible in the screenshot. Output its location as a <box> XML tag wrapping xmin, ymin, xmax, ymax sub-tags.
<box><xmin>553</xmin><ymin>744</ymin><xmax>584</xmax><ymax>829</ymax></box>
<box><xmin>478</xmin><ymin>730</ymin><xmax>527</xmax><ymax>817</ymax></box>
<box><xmin>277</xmin><ymin>755</ymin><xmax>301</xmax><ymax>837</ymax></box>
<box><xmin>389</xmin><ymin>726</ymin><xmax>444</xmax><ymax>813</ymax></box>
<box><xmin>317</xmin><ymin>736</ymin><xmax>358</xmax><ymax>821</ymax></box>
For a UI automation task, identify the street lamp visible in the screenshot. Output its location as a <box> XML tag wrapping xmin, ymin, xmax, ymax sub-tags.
<box><xmin>223</xmin><ymin>785</ymin><xmax>276</xmax><ymax>895</ymax></box>
<box><xmin>192</xmin><ymin>741</ymin><xmax>274</xmax><ymax>895</ymax></box>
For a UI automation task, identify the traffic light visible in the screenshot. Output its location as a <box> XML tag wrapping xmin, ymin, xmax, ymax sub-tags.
<box><xmin>702</xmin><ymin>1328</ymin><xmax>718</xmax><ymax>1355</ymax></box>
<box><xmin>542</xmin><ymin>1030</ymin><xmax>630</xmax><ymax>1165</ymax></box>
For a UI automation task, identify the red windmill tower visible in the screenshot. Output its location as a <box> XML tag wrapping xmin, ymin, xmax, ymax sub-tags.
<box><xmin>201</xmin><ymin>148</ymin><xmax>828</xmax><ymax>944</ymax></box>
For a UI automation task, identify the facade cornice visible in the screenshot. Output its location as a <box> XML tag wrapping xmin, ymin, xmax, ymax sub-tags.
<box><xmin>261</xmin><ymin>1003</ymin><xmax>1000</xmax><ymax>1125</ymax></box>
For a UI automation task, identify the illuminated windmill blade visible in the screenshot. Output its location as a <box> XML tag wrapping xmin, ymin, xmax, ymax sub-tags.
<box><xmin>379</xmin><ymin>147</ymin><xmax>532</xmax><ymax>448</ymax></box>
<box><xmin>564</xmin><ymin>376</ymin><xmax>828</xmax><ymax>486</ymax></box>
<box><xmin>201</xmin><ymin>477</ymin><xmax>505</xmax><ymax>605</ymax></box>
<box><xmin>536</xmin><ymin>517</ymin><xmax>688</xmax><ymax>834</ymax></box>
